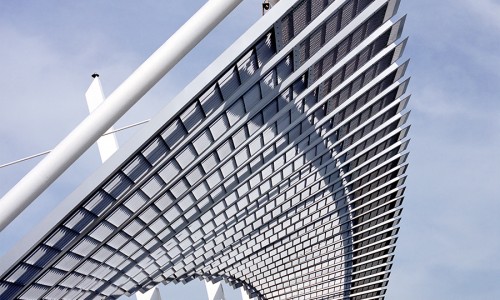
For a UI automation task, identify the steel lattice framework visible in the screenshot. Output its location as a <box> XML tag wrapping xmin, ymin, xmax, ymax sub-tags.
<box><xmin>0</xmin><ymin>0</ymin><xmax>410</xmax><ymax>299</ymax></box>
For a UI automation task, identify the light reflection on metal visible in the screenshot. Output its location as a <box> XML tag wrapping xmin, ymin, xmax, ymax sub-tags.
<box><xmin>0</xmin><ymin>0</ymin><xmax>410</xmax><ymax>299</ymax></box>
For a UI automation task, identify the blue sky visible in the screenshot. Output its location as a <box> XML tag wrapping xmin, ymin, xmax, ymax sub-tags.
<box><xmin>0</xmin><ymin>0</ymin><xmax>499</xmax><ymax>299</ymax></box>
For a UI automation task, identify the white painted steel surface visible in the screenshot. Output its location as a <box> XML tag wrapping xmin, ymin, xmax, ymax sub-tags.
<box><xmin>0</xmin><ymin>0</ymin><xmax>243</xmax><ymax>232</ymax></box>
<box><xmin>85</xmin><ymin>76</ymin><xmax>120</xmax><ymax>163</ymax></box>
<box><xmin>205</xmin><ymin>281</ymin><xmax>226</xmax><ymax>300</ymax></box>
<box><xmin>136</xmin><ymin>287</ymin><xmax>162</xmax><ymax>300</ymax></box>
<box><xmin>241</xmin><ymin>288</ymin><xmax>258</xmax><ymax>300</ymax></box>
<box><xmin>0</xmin><ymin>0</ymin><xmax>410</xmax><ymax>299</ymax></box>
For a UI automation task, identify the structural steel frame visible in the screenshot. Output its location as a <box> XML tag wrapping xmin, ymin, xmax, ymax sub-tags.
<box><xmin>0</xmin><ymin>0</ymin><xmax>410</xmax><ymax>299</ymax></box>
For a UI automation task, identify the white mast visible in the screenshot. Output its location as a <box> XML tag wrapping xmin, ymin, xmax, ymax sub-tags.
<box><xmin>85</xmin><ymin>74</ymin><xmax>119</xmax><ymax>163</ymax></box>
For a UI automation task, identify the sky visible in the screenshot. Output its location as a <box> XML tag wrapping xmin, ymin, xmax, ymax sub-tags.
<box><xmin>0</xmin><ymin>0</ymin><xmax>499</xmax><ymax>299</ymax></box>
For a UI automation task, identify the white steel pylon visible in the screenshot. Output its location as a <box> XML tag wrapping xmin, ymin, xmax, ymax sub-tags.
<box><xmin>205</xmin><ymin>280</ymin><xmax>226</xmax><ymax>300</ymax></box>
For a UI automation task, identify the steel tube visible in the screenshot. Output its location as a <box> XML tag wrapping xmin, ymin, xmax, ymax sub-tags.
<box><xmin>0</xmin><ymin>0</ymin><xmax>243</xmax><ymax>231</ymax></box>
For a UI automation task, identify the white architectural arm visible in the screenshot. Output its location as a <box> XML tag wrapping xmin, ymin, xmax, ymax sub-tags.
<box><xmin>0</xmin><ymin>0</ymin><xmax>243</xmax><ymax>232</ymax></box>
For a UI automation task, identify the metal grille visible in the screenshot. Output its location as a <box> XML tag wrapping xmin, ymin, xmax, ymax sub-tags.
<box><xmin>0</xmin><ymin>0</ymin><xmax>410</xmax><ymax>299</ymax></box>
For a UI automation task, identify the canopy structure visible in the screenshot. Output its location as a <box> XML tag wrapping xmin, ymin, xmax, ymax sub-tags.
<box><xmin>0</xmin><ymin>0</ymin><xmax>410</xmax><ymax>299</ymax></box>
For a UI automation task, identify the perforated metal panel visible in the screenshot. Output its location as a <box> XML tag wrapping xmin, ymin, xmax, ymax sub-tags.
<box><xmin>0</xmin><ymin>0</ymin><xmax>410</xmax><ymax>299</ymax></box>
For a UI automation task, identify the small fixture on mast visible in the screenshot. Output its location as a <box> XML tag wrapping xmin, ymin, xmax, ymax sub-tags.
<box><xmin>262</xmin><ymin>0</ymin><xmax>279</xmax><ymax>15</ymax></box>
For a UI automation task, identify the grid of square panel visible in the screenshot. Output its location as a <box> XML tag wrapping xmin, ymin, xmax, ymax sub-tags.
<box><xmin>0</xmin><ymin>0</ymin><xmax>410</xmax><ymax>299</ymax></box>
